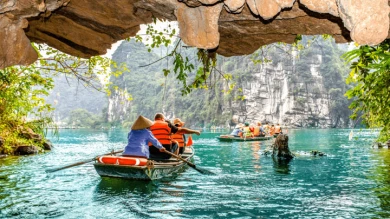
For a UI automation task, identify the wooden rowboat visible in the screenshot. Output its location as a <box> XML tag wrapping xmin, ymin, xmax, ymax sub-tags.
<box><xmin>93</xmin><ymin>147</ymin><xmax>194</xmax><ymax>180</ymax></box>
<box><xmin>217</xmin><ymin>135</ymin><xmax>274</xmax><ymax>142</ymax></box>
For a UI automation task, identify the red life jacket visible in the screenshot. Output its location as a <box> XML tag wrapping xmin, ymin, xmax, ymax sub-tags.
<box><xmin>172</xmin><ymin>132</ymin><xmax>185</xmax><ymax>147</ymax></box>
<box><xmin>149</xmin><ymin>120</ymin><xmax>171</xmax><ymax>145</ymax></box>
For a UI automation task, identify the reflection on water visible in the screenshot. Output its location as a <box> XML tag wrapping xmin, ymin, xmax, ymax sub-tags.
<box><xmin>95</xmin><ymin>178</ymin><xmax>158</xmax><ymax>195</ymax></box>
<box><xmin>251</xmin><ymin>142</ymin><xmax>262</xmax><ymax>171</ymax></box>
<box><xmin>272</xmin><ymin>156</ymin><xmax>292</xmax><ymax>174</ymax></box>
<box><xmin>1</xmin><ymin>129</ymin><xmax>390</xmax><ymax>218</ymax></box>
<box><xmin>370</xmin><ymin>149</ymin><xmax>390</xmax><ymax>218</ymax></box>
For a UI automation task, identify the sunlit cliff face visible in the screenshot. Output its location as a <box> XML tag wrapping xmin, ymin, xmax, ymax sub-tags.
<box><xmin>1</xmin><ymin>0</ymin><xmax>389</xmax><ymax>69</ymax></box>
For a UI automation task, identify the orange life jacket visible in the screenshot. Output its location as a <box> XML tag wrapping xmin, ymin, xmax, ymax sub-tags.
<box><xmin>270</xmin><ymin>127</ymin><xmax>275</xmax><ymax>135</ymax></box>
<box><xmin>172</xmin><ymin>132</ymin><xmax>185</xmax><ymax>147</ymax></box>
<box><xmin>149</xmin><ymin>120</ymin><xmax>171</xmax><ymax>145</ymax></box>
<box><xmin>254</xmin><ymin>127</ymin><xmax>260</xmax><ymax>136</ymax></box>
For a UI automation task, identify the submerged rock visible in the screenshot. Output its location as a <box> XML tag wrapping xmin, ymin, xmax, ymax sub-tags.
<box><xmin>310</xmin><ymin>150</ymin><xmax>326</xmax><ymax>156</ymax></box>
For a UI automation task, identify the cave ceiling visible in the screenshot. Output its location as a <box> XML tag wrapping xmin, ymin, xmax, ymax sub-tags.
<box><xmin>0</xmin><ymin>0</ymin><xmax>389</xmax><ymax>69</ymax></box>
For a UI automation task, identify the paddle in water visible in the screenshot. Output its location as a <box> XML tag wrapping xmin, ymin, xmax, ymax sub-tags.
<box><xmin>163</xmin><ymin>150</ymin><xmax>215</xmax><ymax>175</ymax></box>
<box><xmin>46</xmin><ymin>149</ymin><xmax>124</xmax><ymax>173</ymax></box>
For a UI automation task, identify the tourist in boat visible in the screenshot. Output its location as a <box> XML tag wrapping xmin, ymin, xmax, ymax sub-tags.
<box><xmin>122</xmin><ymin>115</ymin><xmax>166</xmax><ymax>158</ymax></box>
<box><xmin>275</xmin><ymin>123</ymin><xmax>282</xmax><ymax>136</ymax></box>
<box><xmin>149</xmin><ymin>113</ymin><xmax>200</xmax><ymax>159</ymax></box>
<box><xmin>171</xmin><ymin>118</ymin><xmax>201</xmax><ymax>154</ymax></box>
<box><xmin>249</xmin><ymin>124</ymin><xmax>255</xmax><ymax>136</ymax></box>
<box><xmin>263</xmin><ymin>122</ymin><xmax>270</xmax><ymax>135</ymax></box>
<box><xmin>269</xmin><ymin>124</ymin><xmax>276</xmax><ymax>136</ymax></box>
<box><xmin>230</xmin><ymin>124</ymin><xmax>243</xmax><ymax>137</ymax></box>
<box><xmin>253</xmin><ymin>123</ymin><xmax>260</xmax><ymax>137</ymax></box>
<box><xmin>243</xmin><ymin>122</ymin><xmax>254</xmax><ymax>138</ymax></box>
<box><xmin>255</xmin><ymin>122</ymin><xmax>266</xmax><ymax>137</ymax></box>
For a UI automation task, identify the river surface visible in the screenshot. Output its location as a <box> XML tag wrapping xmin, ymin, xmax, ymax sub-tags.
<box><xmin>1</xmin><ymin>129</ymin><xmax>390</xmax><ymax>218</ymax></box>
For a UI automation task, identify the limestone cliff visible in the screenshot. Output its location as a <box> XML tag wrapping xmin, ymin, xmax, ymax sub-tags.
<box><xmin>224</xmin><ymin>41</ymin><xmax>351</xmax><ymax>128</ymax></box>
<box><xmin>108</xmin><ymin>38</ymin><xmax>352</xmax><ymax>128</ymax></box>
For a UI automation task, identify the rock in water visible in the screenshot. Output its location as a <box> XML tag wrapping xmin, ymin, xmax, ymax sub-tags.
<box><xmin>15</xmin><ymin>145</ymin><xmax>42</xmax><ymax>155</ymax></box>
<box><xmin>43</xmin><ymin>140</ymin><xmax>53</xmax><ymax>150</ymax></box>
<box><xmin>272</xmin><ymin>134</ymin><xmax>294</xmax><ymax>160</ymax></box>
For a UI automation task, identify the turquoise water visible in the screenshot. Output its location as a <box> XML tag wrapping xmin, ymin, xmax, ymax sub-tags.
<box><xmin>1</xmin><ymin>129</ymin><xmax>390</xmax><ymax>218</ymax></box>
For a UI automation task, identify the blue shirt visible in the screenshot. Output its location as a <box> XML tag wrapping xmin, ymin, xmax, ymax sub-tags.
<box><xmin>230</xmin><ymin>128</ymin><xmax>242</xmax><ymax>136</ymax></box>
<box><xmin>259</xmin><ymin>126</ymin><xmax>265</xmax><ymax>133</ymax></box>
<box><xmin>122</xmin><ymin>129</ymin><xmax>163</xmax><ymax>158</ymax></box>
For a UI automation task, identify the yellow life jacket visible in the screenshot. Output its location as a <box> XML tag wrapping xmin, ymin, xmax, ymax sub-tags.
<box><xmin>243</xmin><ymin>127</ymin><xmax>251</xmax><ymax>136</ymax></box>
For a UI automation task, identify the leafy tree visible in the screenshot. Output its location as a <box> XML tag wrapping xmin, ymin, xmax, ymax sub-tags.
<box><xmin>133</xmin><ymin>20</ymin><xmax>219</xmax><ymax>96</ymax></box>
<box><xmin>344</xmin><ymin>39</ymin><xmax>390</xmax><ymax>141</ymax></box>
<box><xmin>0</xmin><ymin>65</ymin><xmax>54</xmax><ymax>153</ymax></box>
<box><xmin>0</xmin><ymin>44</ymin><xmax>123</xmax><ymax>154</ymax></box>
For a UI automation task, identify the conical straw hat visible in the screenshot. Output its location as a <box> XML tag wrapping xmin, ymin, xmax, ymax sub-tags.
<box><xmin>131</xmin><ymin>115</ymin><xmax>154</xmax><ymax>130</ymax></box>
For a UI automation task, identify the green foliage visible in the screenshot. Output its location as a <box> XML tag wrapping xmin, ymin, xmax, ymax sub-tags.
<box><xmin>0</xmin><ymin>44</ymin><xmax>122</xmax><ymax>153</ymax></box>
<box><xmin>67</xmin><ymin>108</ymin><xmax>103</xmax><ymax>128</ymax></box>
<box><xmin>0</xmin><ymin>65</ymin><xmax>54</xmax><ymax>153</ymax></box>
<box><xmin>133</xmin><ymin>20</ymin><xmax>220</xmax><ymax>96</ymax></box>
<box><xmin>343</xmin><ymin>39</ymin><xmax>390</xmax><ymax>141</ymax></box>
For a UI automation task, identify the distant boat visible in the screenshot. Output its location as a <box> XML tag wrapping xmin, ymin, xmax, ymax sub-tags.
<box><xmin>217</xmin><ymin>135</ymin><xmax>274</xmax><ymax>142</ymax></box>
<box><xmin>93</xmin><ymin>147</ymin><xmax>194</xmax><ymax>180</ymax></box>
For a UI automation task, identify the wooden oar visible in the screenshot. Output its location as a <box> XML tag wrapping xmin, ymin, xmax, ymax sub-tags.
<box><xmin>45</xmin><ymin>149</ymin><xmax>124</xmax><ymax>173</ymax></box>
<box><xmin>163</xmin><ymin>150</ymin><xmax>214</xmax><ymax>175</ymax></box>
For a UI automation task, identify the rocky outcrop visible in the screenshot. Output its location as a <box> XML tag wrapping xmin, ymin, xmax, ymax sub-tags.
<box><xmin>1</xmin><ymin>0</ymin><xmax>389</xmax><ymax>69</ymax></box>
<box><xmin>43</xmin><ymin>140</ymin><xmax>53</xmax><ymax>150</ymax></box>
<box><xmin>15</xmin><ymin>145</ymin><xmax>42</xmax><ymax>155</ymax></box>
<box><xmin>272</xmin><ymin>134</ymin><xmax>294</xmax><ymax>160</ymax></box>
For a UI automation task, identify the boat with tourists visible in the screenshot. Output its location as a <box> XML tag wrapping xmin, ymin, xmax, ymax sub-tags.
<box><xmin>217</xmin><ymin>135</ymin><xmax>274</xmax><ymax>142</ymax></box>
<box><xmin>93</xmin><ymin>147</ymin><xmax>195</xmax><ymax>180</ymax></box>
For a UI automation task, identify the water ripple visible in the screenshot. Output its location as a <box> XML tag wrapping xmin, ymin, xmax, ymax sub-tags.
<box><xmin>0</xmin><ymin>129</ymin><xmax>389</xmax><ymax>218</ymax></box>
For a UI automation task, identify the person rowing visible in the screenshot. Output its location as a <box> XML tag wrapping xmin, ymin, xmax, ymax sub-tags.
<box><xmin>275</xmin><ymin>123</ymin><xmax>282</xmax><ymax>136</ymax></box>
<box><xmin>230</xmin><ymin>124</ymin><xmax>243</xmax><ymax>137</ymax></box>
<box><xmin>122</xmin><ymin>115</ymin><xmax>166</xmax><ymax>158</ymax></box>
